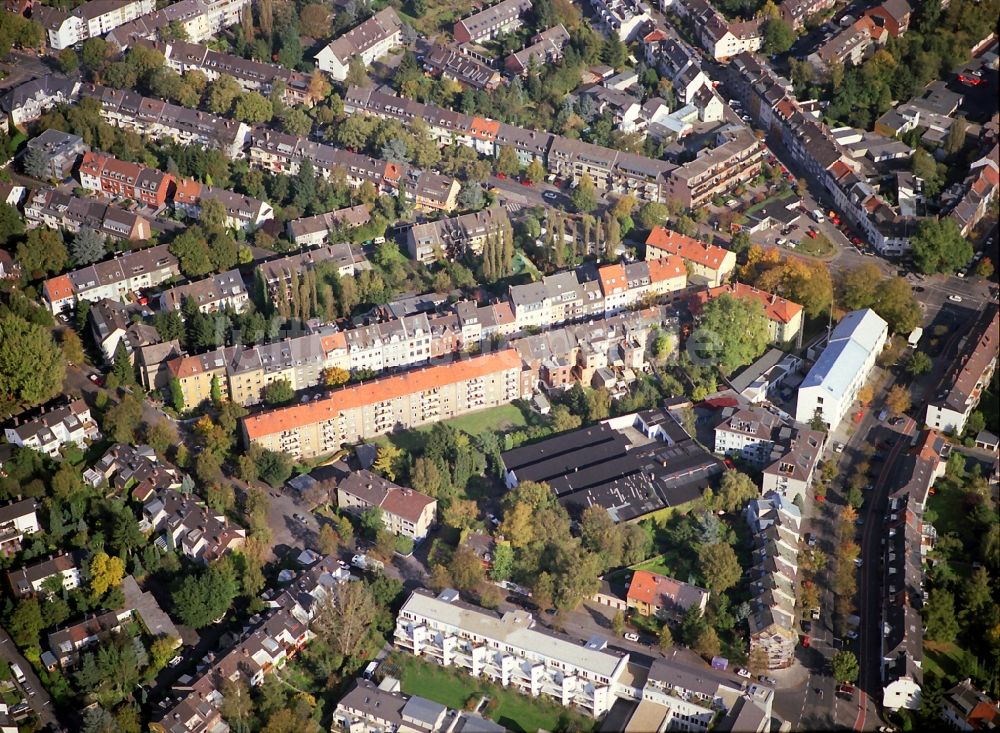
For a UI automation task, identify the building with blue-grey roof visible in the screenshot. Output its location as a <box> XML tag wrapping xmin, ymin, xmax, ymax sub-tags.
<box><xmin>794</xmin><ymin>309</ymin><xmax>888</xmax><ymax>431</ymax></box>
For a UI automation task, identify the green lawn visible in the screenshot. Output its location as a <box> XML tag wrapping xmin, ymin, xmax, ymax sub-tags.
<box><xmin>633</xmin><ymin>555</ymin><xmax>679</xmax><ymax>577</ymax></box>
<box><xmin>795</xmin><ymin>234</ymin><xmax>837</xmax><ymax>258</ymax></box>
<box><xmin>927</xmin><ymin>485</ymin><xmax>964</xmax><ymax>537</ymax></box>
<box><xmin>396</xmin><ymin>656</ymin><xmax>595</xmax><ymax>733</ymax></box>
<box><xmin>376</xmin><ymin>403</ymin><xmax>529</xmax><ymax>453</ymax></box>
<box><xmin>924</xmin><ymin>640</ymin><xmax>978</xmax><ymax>681</ymax></box>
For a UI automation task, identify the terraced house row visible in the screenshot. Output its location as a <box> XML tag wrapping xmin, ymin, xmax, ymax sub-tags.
<box><xmin>343</xmin><ymin>86</ymin><xmax>764</xmax><ymax>207</ymax></box>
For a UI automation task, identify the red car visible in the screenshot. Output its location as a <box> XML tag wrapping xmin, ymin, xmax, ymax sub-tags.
<box><xmin>520</xmin><ymin>179</ymin><xmax>533</xmax><ymax>187</ymax></box>
<box><xmin>959</xmin><ymin>71</ymin><xmax>983</xmax><ymax>86</ymax></box>
<box><xmin>496</xmin><ymin>173</ymin><xmax>507</xmax><ymax>180</ymax></box>
<box><xmin>807</xmin><ymin>229</ymin><xmax>817</xmax><ymax>239</ymax></box>
<box><xmin>802</xmin><ymin>635</ymin><xmax>811</xmax><ymax>648</ymax></box>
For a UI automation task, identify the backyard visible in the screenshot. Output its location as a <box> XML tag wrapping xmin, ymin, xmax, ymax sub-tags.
<box><xmin>393</xmin><ymin>655</ymin><xmax>596</xmax><ymax>733</ymax></box>
<box><xmin>375</xmin><ymin>403</ymin><xmax>530</xmax><ymax>453</ymax></box>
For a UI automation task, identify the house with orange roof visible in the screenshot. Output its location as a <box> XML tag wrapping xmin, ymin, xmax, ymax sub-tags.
<box><xmin>42</xmin><ymin>274</ymin><xmax>75</xmax><ymax>313</ymax></box>
<box><xmin>645</xmin><ymin>227</ymin><xmax>736</xmax><ymax>286</ymax></box>
<box><xmin>943</xmin><ymin>678</ymin><xmax>1000</xmax><ymax>731</ymax></box>
<box><xmin>241</xmin><ymin>350</ymin><xmax>525</xmax><ymax>459</ymax></box>
<box><xmin>598</xmin><ymin>263</ymin><xmax>630</xmax><ymax>315</ymax></box>
<box><xmin>626</xmin><ymin>570</ymin><xmax>709</xmax><ymax>620</ymax></box>
<box><xmin>645</xmin><ymin>255</ymin><xmax>688</xmax><ymax>297</ymax></box>
<box><xmin>691</xmin><ymin>283</ymin><xmax>804</xmax><ymax>347</ymax></box>
<box><xmin>77</xmin><ymin>151</ymin><xmax>174</xmax><ymax>208</ymax></box>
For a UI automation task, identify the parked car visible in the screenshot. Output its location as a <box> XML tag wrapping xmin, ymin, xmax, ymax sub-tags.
<box><xmin>949</xmin><ymin>295</ymin><xmax>963</xmax><ymax>302</ymax></box>
<box><xmin>736</xmin><ymin>667</ymin><xmax>751</xmax><ymax>678</ymax></box>
<box><xmin>624</xmin><ymin>632</ymin><xmax>640</xmax><ymax>642</ymax></box>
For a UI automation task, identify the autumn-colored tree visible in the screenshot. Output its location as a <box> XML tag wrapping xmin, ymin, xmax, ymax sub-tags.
<box><xmin>321</xmin><ymin>366</ymin><xmax>349</xmax><ymax>388</ymax></box>
<box><xmin>885</xmin><ymin>385</ymin><xmax>911</xmax><ymax>415</ymax></box>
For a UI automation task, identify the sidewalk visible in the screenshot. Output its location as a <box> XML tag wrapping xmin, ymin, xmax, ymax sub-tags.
<box><xmin>769</xmin><ymin>657</ymin><xmax>811</xmax><ymax>690</ymax></box>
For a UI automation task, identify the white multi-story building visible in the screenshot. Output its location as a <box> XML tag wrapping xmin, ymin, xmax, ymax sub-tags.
<box><xmin>795</xmin><ymin>309</ymin><xmax>888</xmax><ymax>431</ymax></box>
<box><xmin>3</xmin><ymin>400</ymin><xmax>100</xmax><ymax>458</ymax></box>
<box><xmin>108</xmin><ymin>0</ymin><xmax>252</xmax><ymax>49</ymax></box>
<box><xmin>0</xmin><ymin>499</ymin><xmax>40</xmax><ymax>553</ymax></box>
<box><xmin>395</xmin><ymin>589</ymin><xmax>630</xmax><ymax>717</ymax></box>
<box><xmin>35</xmin><ymin>0</ymin><xmax>156</xmax><ymax>50</ymax></box>
<box><xmin>315</xmin><ymin>8</ymin><xmax>403</xmax><ymax>80</ymax></box>
<box><xmin>713</xmin><ymin>406</ymin><xmax>783</xmax><ymax>467</ymax></box>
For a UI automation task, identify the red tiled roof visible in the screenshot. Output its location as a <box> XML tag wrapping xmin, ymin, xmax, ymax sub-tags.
<box><xmin>470</xmin><ymin>117</ymin><xmax>500</xmax><ymax>139</ymax></box>
<box><xmin>243</xmin><ymin>349</ymin><xmax>522</xmax><ymax>440</ymax></box>
<box><xmin>645</xmin><ymin>227</ymin><xmax>732</xmax><ymax>270</ymax></box>
<box><xmin>627</xmin><ymin>570</ymin><xmax>681</xmax><ymax>607</ymax></box>
<box><xmin>692</xmin><ymin>282</ymin><xmax>803</xmax><ymax>324</ymax></box>
<box><xmin>44</xmin><ymin>274</ymin><xmax>74</xmax><ymax>303</ymax></box>
<box><xmin>646</xmin><ymin>255</ymin><xmax>687</xmax><ymax>283</ymax></box>
<box><xmin>598</xmin><ymin>263</ymin><xmax>627</xmax><ymax>295</ymax></box>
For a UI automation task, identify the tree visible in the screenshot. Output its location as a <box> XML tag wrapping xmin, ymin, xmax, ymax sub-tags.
<box><xmin>925</xmin><ymin>588</ymin><xmax>960</xmax><ymax>643</ymax></box>
<box><xmin>112</xmin><ymin>341</ymin><xmax>136</xmax><ymax>388</ymax></box>
<box><xmin>693</xmin><ymin>626</ymin><xmax>721</xmax><ymax>659</ymax></box>
<box><xmin>410</xmin><ymin>456</ymin><xmax>443</xmax><ymax>497</ymax></box>
<box><xmin>0</xmin><ymin>203</ymin><xmax>25</xmax><ymax>247</ymax></box>
<box><xmin>71</xmin><ymin>227</ymin><xmax>106</xmax><ymax>265</ymax></box>
<box><xmin>837</xmin><ymin>263</ymin><xmax>882</xmax><ymax>311</ymax></box>
<box><xmin>103</xmin><ymin>394</ymin><xmax>143</xmax><ymax>443</ymax></box>
<box><xmin>911</xmin><ymin>218</ymin><xmax>973</xmax><ymax>275</ymax></box>
<box><xmin>360</xmin><ymin>506</ymin><xmax>384</xmax><ymax>538</ymax></box>
<box><xmin>658</xmin><ymin>623</ymin><xmax>674</xmax><ymax>651</ymax></box>
<box><xmin>637</xmin><ymin>202</ymin><xmax>669</xmax><ymax>230</ymax></box>
<box><xmin>762</xmin><ymin>18</ymin><xmax>795</xmax><ymax>54</ymax></box>
<box><xmin>8</xmin><ymin>597</ymin><xmax>43</xmax><ymax>648</ymax></box>
<box><xmin>206</xmin><ymin>74</ymin><xmax>242</xmax><ymax>114</ymax></box>
<box><xmin>571</xmin><ymin>174</ymin><xmax>597</xmax><ymax>213</ymax></box>
<box><xmin>233</xmin><ymin>91</ymin><xmax>273</xmax><ymax>123</ymax></box>
<box><xmin>169</xmin><ymin>376</ymin><xmax>185</xmax><ymax>412</ymax></box>
<box><xmin>254</xmin><ymin>447</ymin><xmax>293</xmax><ymax>488</ymax></box>
<box><xmin>449</xmin><ymin>544</ymin><xmax>486</xmax><ymax>592</ymax></box>
<box><xmin>945</xmin><ymin>116</ymin><xmax>968</xmax><ymax>156</ymax></box>
<box><xmin>262</xmin><ymin>378</ymin><xmax>295</xmax><ymax>405</ymax></box>
<box><xmin>60</xmin><ymin>329</ymin><xmax>85</xmax><ymax>365</ymax></box>
<box><xmin>885</xmin><ymin>385</ymin><xmax>911</xmax><ymax>415</ymax></box>
<box><xmin>345</xmin><ymin>57</ymin><xmax>370</xmax><ymax>87</ymax></box>
<box><xmin>0</xmin><ymin>314</ymin><xmax>66</xmax><ymax>410</ymax></box>
<box><xmin>831</xmin><ymin>650</ymin><xmax>859</xmax><ymax>683</ymax></box>
<box><xmin>874</xmin><ymin>277</ymin><xmax>921</xmax><ymax>334</ymax></box>
<box><xmin>729</xmin><ymin>231</ymin><xmax>751</xmax><ymax>255</ymax></box>
<box><xmin>580</xmin><ymin>505</ymin><xmax>623</xmax><ymax>570</ymax></box>
<box><xmin>697</xmin><ymin>542</ymin><xmax>741</xmax><ymax>594</ymax></box>
<box><xmin>715</xmin><ymin>471</ymin><xmax>759</xmax><ymax>512</ymax></box>
<box><xmin>975</xmin><ymin>257</ymin><xmax>994</xmax><ymax>278</ymax></box>
<box><xmin>89</xmin><ymin>552</ymin><xmax>125</xmax><ymax>598</ymax></box>
<box><xmin>602</xmin><ymin>34</ymin><xmax>627</xmax><ymax>68</ymax></box>
<box><xmin>496</xmin><ymin>146</ymin><xmax>520</xmax><ymax>176</ymax></box>
<box><xmin>311</xmin><ymin>581</ymin><xmax>378</xmax><ymax>660</ymax></box>
<box><xmin>457</xmin><ymin>181</ymin><xmax>484</xmax><ymax>211</ymax></box>
<box><xmin>901</xmin><ymin>351</ymin><xmax>931</xmax><ymax>378</ymax></box>
<box><xmin>748</xmin><ymin>646</ymin><xmax>769</xmax><ymax>675</ymax></box>
<box><xmin>172</xmin><ymin>562</ymin><xmax>238</xmax><ymax>628</ymax></box>
<box><xmin>321</xmin><ymin>366</ymin><xmax>349</xmax><ymax>387</ymax></box>
<box><xmin>220</xmin><ymin>677</ymin><xmax>254</xmax><ymax>733</ymax></box>
<box><xmin>23</xmin><ymin>144</ymin><xmax>51</xmax><ymax>179</ymax></box>
<box><xmin>373</xmin><ymin>444</ymin><xmax>402</xmax><ymax>481</ymax></box>
<box><xmin>525</xmin><ymin>158</ymin><xmax>546</xmax><ymax>184</ymax></box>
<box><xmin>694</xmin><ymin>294</ymin><xmax>770</xmax><ymax>374</ymax></box>
<box><xmin>16</xmin><ymin>227</ymin><xmax>68</xmax><ymax>277</ymax></box>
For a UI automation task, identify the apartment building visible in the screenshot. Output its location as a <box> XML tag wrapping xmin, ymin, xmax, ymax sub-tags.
<box><xmin>40</xmin><ymin>243</ymin><xmax>179</xmax><ymax>313</ymax></box>
<box><xmin>505</xmin><ymin>25</ymin><xmax>570</xmax><ymax>75</ymax></box>
<box><xmin>249</xmin><ymin>129</ymin><xmax>405</xmax><ymax>193</ymax></box>
<box><xmin>779</xmin><ymin>0</ymin><xmax>836</xmax><ymax>30</ymax></box>
<box><xmin>172</xmin><ymin>178</ymin><xmax>273</xmax><ymax>231</ymax></box>
<box><xmin>925</xmin><ymin>307</ymin><xmax>998</xmax><ymax>435</ymax></box>
<box><xmin>159</xmin><ymin>269</ymin><xmax>249</xmax><ymax>314</ymax></box>
<box><xmin>683</xmin><ymin>0</ymin><xmax>762</xmax><ymax>59</ymax></box>
<box><xmin>661</xmin><ymin>127</ymin><xmax>764</xmax><ymax>207</ymax></box>
<box><xmin>645</xmin><ymin>227</ymin><xmax>736</xmax><ymax>286</ymax></box>
<box><xmin>7</xmin><ymin>554</ymin><xmax>81</xmax><ymax>598</ymax></box>
<box><xmin>241</xmin><ymin>350</ymin><xmax>525</xmax><ymax>459</ymax></box>
<box><xmin>809</xmin><ymin>15</ymin><xmax>888</xmax><ymax>69</ymax></box>
<box><xmin>590</xmin><ymin>0</ymin><xmax>652</xmax><ymax>41</ymax></box>
<box><xmin>760</xmin><ymin>425</ymin><xmax>824</xmax><ymax>504</ymax></box>
<box><xmin>154</xmin><ymin>38</ymin><xmax>313</xmax><ymax>106</ymax></box>
<box><xmin>3</xmin><ymin>400</ymin><xmax>100</xmax><ymax>458</ymax></box>
<box><xmin>795</xmin><ymin>309</ymin><xmax>888</xmax><ymax>431</ymax></box>
<box><xmin>257</xmin><ymin>243</ymin><xmax>370</xmax><ymax>300</ymax></box>
<box><xmin>691</xmin><ymin>283</ymin><xmax>803</xmax><ymax>346</ymax></box>
<box><xmin>287</xmin><ymin>205</ymin><xmax>372</xmax><ymax>246</ymax></box>
<box><xmin>411</xmin><ymin>170</ymin><xmax>463</xmax><ymax>212</ymax></box>
<box><xmin>344</xmin><ymin>314</ymin><xmax>434</xmax><ymax>373</ymax></box>
<box><xmin>143</xmin><ymin>488</ymin><xmax>246</xmax><ymax>564</ymax></box>
<box><xmin>35</xmin><ymin>0</ymin><xmax>155</xmax><ymax>49</ymax></box>
<box><xmin>941</xmin><ymin>679</ymin><xmax>1000</xmax><ymax>731</ymax></box>
<box><xmin>107</xmin><ymin>0</ymin><xmax>251</xmax><ymax>49</ymax></box>
<box><xmin>167</xmin><ymin>328</ymin><xmax>348</xmax><ymax>407</ymax></box>
<box><xmin>395</xmin><ymin>588</ymin><xmax>629</xmax><ymax>717</ymax></box>
<box><xmin>713</xmin><ymin>405</ymin><xmax>784</xmax><ymax>467</ymax></box>
<box><xmin>78</xmin><ymin>151</ymin><xmax>174</xmax><ymax>208</ymax></box>
<box><xmin>626</xmin><ymin>570</ymin><xmax>709</xmax><ymax>619</ymax></box>
<box><xmin>864</xmin><ymin>0</ymin><xmax>912</xmax><ymax>37</ymax></box>
<box><xmin>47</xmin><ymin>608</ymin><xmax>133</xmax><ymax>668</ymax></box>
<box><xmin>453</xmin><ymin>0</ymin><xmax>532</xmax><ymax>43</ymax></box>
<box><xmin>80</xmin><ymin>84</ymin><xmax>251</xmax><ymax>158</ymax></box>
<box><xmin>406</xmin><ymin>206</ymin><xmax>510</xmax><ymax>262</ymax></box>
<box><xmin>23</xmin><ymin>129</ymin><xmax>88</xmax><ymax>179</ymax></box>
<box><xmin>315</xmin><ymin>7</ymin><xmax>403</xmax><ymax>80</ymax></box>
<box><xmin>948</xmin><ymin>147</ymin><xmax>1000</xmax><ymax>236</ymax></box>
<box><xmin>342</xmin><ymin>87</ymin><xmax>680</xmax><ymax>202</ymax></box>
<box><xmin>337</xmin><ymin>470</ymin><xmax>437</xmax><ymax>540</ymax></box>
<box><xmin>0</xmin><ymin>75</ymin><xmax>80</xmax><ymax>127</ymax></box>
<box><xmin>746</xmin><ymin>493</ymin><xmax>801</xmax><ymax>670</ymax></box>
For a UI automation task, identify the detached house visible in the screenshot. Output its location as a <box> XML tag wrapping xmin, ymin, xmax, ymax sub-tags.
<box><xmin>627</xmin><ymin>570</ymin><xmax>709</xmax><ymax>619</ymax></box>
<box><xmin>337</xmin><ymin>470</ymin><xmax>437</xmax><ymax>540</ymax></box>
<box><xmin>0</xmin><ymin>499</ymin><xmax>40</xmax><ymax>553</ymax></box>
<box><xmin>7</xmin><ymin>553</ymin><xmax>81</xmax><ymax>598</ymax></box>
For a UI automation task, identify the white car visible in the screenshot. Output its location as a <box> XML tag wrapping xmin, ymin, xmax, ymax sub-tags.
<box><xmin>624</xmin><ymin>632</ymin><xmax>640</xmax><ymax>642</ymax></box>
<box><xmin>949</xmin><ymin>295</ymin><xmax>963</xmax><ymax>302</ymax></box>
<box><xmin>854</xmin><ymin>557</ymin><xmax>863</xmax><ymax>567</ymax></box>
<box><xmin>736</xmin><ymin>667</ymin><xmax>751</xmax><ymax>678</ymax></box>
<box><xmin>833</xmin><ymin>442</ymin><xmax>845</xmax><ymax>453</ymax></box>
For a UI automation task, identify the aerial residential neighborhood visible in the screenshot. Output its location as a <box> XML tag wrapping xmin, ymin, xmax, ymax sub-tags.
<box><xmin>0</xmin><ymin>0</ymin><xmax>996</xmax><ymax>730</ymax></box>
